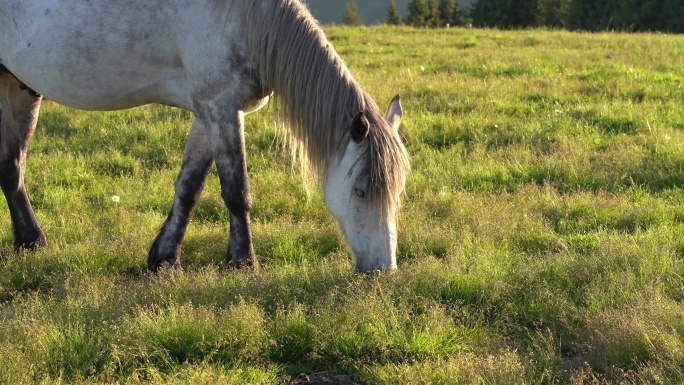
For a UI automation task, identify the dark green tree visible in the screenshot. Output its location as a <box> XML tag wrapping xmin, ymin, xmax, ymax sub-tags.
<box><xmin>406</xmin><ymin>0</ymin><xmax>431</xmax><ymax>27</ymax></box>
<box><xmin>663</xmin><ymin>0</ymin><xmax>684</xmax><ymax>32</ymax></box>
<box><xmin>601</xmin><ymin>0</ymin><xmax>622</xmax><ymax>30</ymax></box>
<box><xmin>614</xmin><ymin>0</ymin><xmax>642</xmax><ymax>31</ymax></box>
<box><xmin>537</xmin><ymin>0</ymin><xmax>571</xmax><ymax>27</ymax></box>
<box><xmin>387</xmin><ymin>0</ymin><xmax>404</xmax><ymax>25</ymax></box>
<box><xmin>566</xmin><ymin>0</ymin><xmax>682</xmax><ymax>32</ymax></box>
<box><xmin>428</xmin><ymin>0</ymin><xmax>442</xmax><ymax>27</ymax></box>
<box><xmin>439</xmin><ymin>0</ymin><xmax>455</xmax><ymax>22</ymax></box>
<box><xmin>344</xmin><ymin>1</ymin><xmax>361</xmax><ymax>26</ymax></box>
<box><xmin>439</xmin><ymin>0</ymin><xmax>463</xmax><ymax>26</ymax></box>
<box><xmin>452</xmin><ymin>2</ymin><xmax>464</xmax><ymax>26</ymax></box>
<box><xmin>566</xmin><ymin>0</ymin><xmax>594</xmax><ymax>30</ymax></box>
<box><xmin>461</xmin><ymin>2</ymin><xmax>475</xmax><ymax>25</ymax></box>
<box><xmin>467</xmin><ymin>0</ymin><xmax>683</xmax><ymax>32</ymax></box>
<box><xmin>471</xmin><ymin>0</ymin><xmax>537</xmax><ymax>28</ymax></box>
<box><xmin>614</xmin><ymin>0</ymin><xmax>667</xmax><ymax>32</ymax></box>
<box><xmin>470</xmin><ymin>0</ymin><xmax>494</xmax><ymax>27</ymax></box>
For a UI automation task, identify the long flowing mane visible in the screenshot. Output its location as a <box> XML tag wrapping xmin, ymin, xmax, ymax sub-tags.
<box><xmin>216</xmin><ymin>0</ymin><xmax>409</xmax><ymax>217</ymax></box>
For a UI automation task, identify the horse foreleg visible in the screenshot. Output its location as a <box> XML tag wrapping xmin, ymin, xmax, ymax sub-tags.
<box><xmin>0</xmin><ymin>73</ymin><xmax>45</xmax><ymax>250</ymax></box>
<box><xmin>148</xmin><ymin>117</ymin><xmax>213</xmax><ymax>270</ymax></box>
<box><xmin>201</xmin><ymin>103</ymin><xmax>256</xmax><ymax>268</ymax></box>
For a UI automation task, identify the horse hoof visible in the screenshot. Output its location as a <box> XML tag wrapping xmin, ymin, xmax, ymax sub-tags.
<box><xmin>148</xmin><ymin>243</ymin><xmax>182</xmax><ymax>271</ymax></box>
<box><xmin>160</xmin><ymin>260</ymin><xmax>182</xmax><ymax>271</ymax></box>
<box><xmin>14</xmin><ymin>234</ymin><xmax>47</xmax><ymax>251</ymax></box>
<box><xmin>147</xmin><ymin>255</ymin><xmax>181</xmax><ymax>273</ymax></box>
<box><xmin>149</xmin><ymin>259</ymin><xmax>181</xmax><ymax>272</ymax></box>
<box><xmin>227</xmin><ymin>255</ymin><xmax>258</xmax><ymax>270</ymax></box>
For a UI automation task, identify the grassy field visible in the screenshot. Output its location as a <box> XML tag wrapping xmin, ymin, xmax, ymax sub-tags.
<box><xmin>1</xmin><ymin>26</ymin><xmax>684</xmax><ymax>384</ymax></box>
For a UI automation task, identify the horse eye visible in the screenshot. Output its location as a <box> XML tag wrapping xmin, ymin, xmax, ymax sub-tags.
<box><xmin>354</xmin><ymin>188</ymin><xmax>366</xmax><ymax>199</ymax></box>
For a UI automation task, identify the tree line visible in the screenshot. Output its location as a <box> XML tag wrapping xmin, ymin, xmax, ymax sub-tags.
<box><xmin>344</xmin><ymin>0</ymin><xmax>464</xmax><ymax>27</ymax></box>
<box><xmin>471</xmin><ymin>0</ymin><xmax>683</xmax><ymax>32</ymax></box>
<box><xmin>344</xmin><ymin>0</ymin><xmax>684</xmax><ymax>33</ymax></box>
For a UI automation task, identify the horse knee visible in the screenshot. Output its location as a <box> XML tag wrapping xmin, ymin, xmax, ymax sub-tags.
<box><xmin>222</xmin><ymin>183</ymin><xmax>252</xmax><ymax>216</ymax></box>
<box><xmin>0</xmin><ymin>152</ymin><xmax>22</xmax><ymax>192</ymax></box>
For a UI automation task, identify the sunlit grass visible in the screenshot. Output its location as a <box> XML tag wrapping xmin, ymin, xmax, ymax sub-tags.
<box><xmin>1</xmin><ymin>26</ymin><xmax>683</xmax><ymax>383</ymax></box>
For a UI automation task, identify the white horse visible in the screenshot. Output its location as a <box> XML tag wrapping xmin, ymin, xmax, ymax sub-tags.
<box><xmin>0</xmin><ymin>0</ymin><xmax>410</xmax><ymax>272</ymax></box>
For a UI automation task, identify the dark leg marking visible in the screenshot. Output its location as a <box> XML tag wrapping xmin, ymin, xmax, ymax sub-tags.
<box><xmin>148</xmin><ymin>118</ymin><xmax>213</xmax><ymax>271</ymax></box>
<box><xmin>200</xmin><ymin>102</ymin><xmax>256</xmax><ymax>269</ymax></box>
<box><xmin>0</xmin><ymin>145</ymin><xmax>46</xmax><ymax>250</ymax></box>
<box><xmin>0</xmin><ymin>71</ymin><xmax>45</xmax><ymax>250</ymax></box>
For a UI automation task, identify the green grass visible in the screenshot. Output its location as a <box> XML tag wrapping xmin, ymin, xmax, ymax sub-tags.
<box><xmin>1</xmin><ymin>26</ymin><xmax>684</xmax><ymax>384</ymax></box>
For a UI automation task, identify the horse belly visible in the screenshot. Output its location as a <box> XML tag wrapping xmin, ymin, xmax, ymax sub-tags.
<box><xmin>11</xmin><ymin>45</ymin><xmax>191</xmax><ymax>111</ymax></box>
<box><xmin>29</xmin><ymin>61</ymin><xmax>191</xmax><ymax>111</ymax></box>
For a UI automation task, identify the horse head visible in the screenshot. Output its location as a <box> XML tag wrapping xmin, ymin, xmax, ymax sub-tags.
<box><xmin>324</xmin><ymin>96</ymin><xmax>407</xmax><ymax>273</ymax></box>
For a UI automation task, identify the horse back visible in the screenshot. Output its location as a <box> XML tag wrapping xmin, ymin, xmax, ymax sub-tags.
<box><xmin>0</xmin><ymin>0</ymin><xmax>256</xmax><ymax>112</ymax></box>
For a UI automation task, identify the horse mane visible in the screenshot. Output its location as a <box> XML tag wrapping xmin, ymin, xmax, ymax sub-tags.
<box><xmin>215</xmin><ymin>0</ymin><xmax>409</xmax><ymax>218</ymax></box>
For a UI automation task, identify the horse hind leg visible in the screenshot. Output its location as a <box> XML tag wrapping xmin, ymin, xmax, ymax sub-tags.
<box><xmin>0</xmin><ymin>71</ymin><xmax>45</xmax><ymax>250</ymax></box>
<box><xmin>148</xmin><ymin>117</ymin><xmax>213</xmax><ymax>270</ymax></box>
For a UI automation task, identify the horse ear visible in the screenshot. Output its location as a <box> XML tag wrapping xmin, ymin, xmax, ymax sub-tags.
<box><xmin>351</xmin><ymin>111</ymin><xmax>370</xmax><ymax>143</ymax></box>
<box><xmin>385</xmin><ymin>95</ymin><xmax>403</xmax><ymax>132</ymax></box>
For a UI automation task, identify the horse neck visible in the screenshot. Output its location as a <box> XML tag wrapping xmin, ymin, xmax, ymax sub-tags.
<box><xmin>242</xmin><ymin>0</ymin><xmax>365</xmax><ymax>175</ymax></box>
